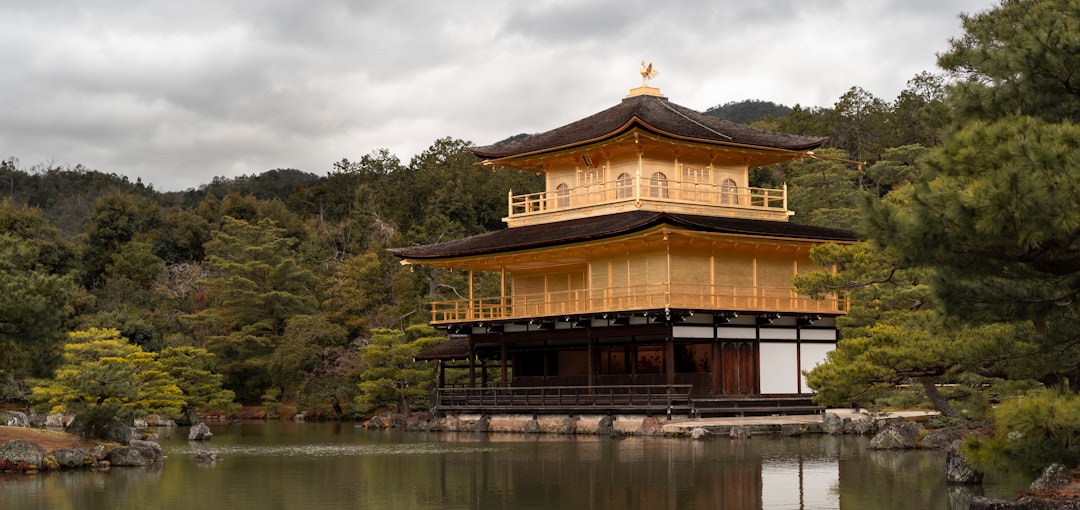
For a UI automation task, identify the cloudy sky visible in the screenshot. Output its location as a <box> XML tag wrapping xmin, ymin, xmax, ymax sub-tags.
<box><xmin>1</xmin><ymin>0</ymin><xmax>995</xmax><ymax>191</ymax></box>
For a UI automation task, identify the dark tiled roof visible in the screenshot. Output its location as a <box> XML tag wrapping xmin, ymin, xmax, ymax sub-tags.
<box><xmin>471</xmin><ymin>95</ymin><xmax>827</xmax><ymax>159</ymax></box>
<box><xmin>389</xmin><ymin>211</ymin><xmax>856</xmax><ymax>260</ymax></box>
<box><xmin>414</xmin><ymin>336</ymin><xmax>470</xmax><ymax>361</ymax></box>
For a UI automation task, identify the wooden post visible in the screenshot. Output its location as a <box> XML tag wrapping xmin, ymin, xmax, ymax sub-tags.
<box><xmin>481</xmin><ymin>357</ymin><xmax>488</xmax><ymax>388</ymax></box>
<box><xmin>469</xmin><ymin>355</ymin><xmax>476</xmax><ymax>388</ymax></box>
<box><xmin>711</xmin><ymin>340</ymin><xmax>721</xmax><ymax>395</ymax></box>
<box><xmin>666</xmin><ymin>334</ymin><xmax>675</xmax><ymax>387</ymax></box>
<box><xmin>500</xmin><ymin>343</ymin><xmax>508</xmax><ymax>388</ymax></box>
<box><xmin>587</xmin><ymin>328</ymin><xmax>595</xmax><ymax>388</ymax></box>
<box><xmin>468</xmin><ymin>269</ymin><xmax>475</xmax><ymax>320</ymax></box>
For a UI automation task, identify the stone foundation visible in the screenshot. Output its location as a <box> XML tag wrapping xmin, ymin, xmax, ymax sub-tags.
<box><xmin>373</xmin><ymin>412</ymin><xmax>830</xmax><ymax>438</ymax></box>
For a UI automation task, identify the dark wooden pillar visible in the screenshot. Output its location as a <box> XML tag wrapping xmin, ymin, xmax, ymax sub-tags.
<box><xmin>587</xmin><ymin>328</ymin><xmax>595</xmax><ymax>387</ymax></box>
<box><xmin>481</xmin><ymin>357</ymin><xmax>487</xmax><ymax>388</ymax></box>
<box><xmin>500</xmin><ymin>343</ymin><xmax>508</xmax><ymax>388</ymax></box>
<box><xmin>469</xmin><ymin>355</ymin><xmax>476</xmax><ymax>388</ymax></box>
<box><xmin>711</xmin><ymin>341</ymin><xmax>720</xmax><ymax>395</ymax></box>
<box><xmin>665</xmin><ymin>335</ymin><xmax>675</xmax><ymax>387</ymax></box>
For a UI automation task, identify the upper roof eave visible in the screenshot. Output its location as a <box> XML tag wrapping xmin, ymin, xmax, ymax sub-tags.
<box><xmin>470</xmin><ymin>95</ymin><xmax>828</xmax><ymax>161</ymax></box>
<box><xmin>477</xmin><ymin>120</ymin><xmax>826</xmax><ymax>170</ymax></box>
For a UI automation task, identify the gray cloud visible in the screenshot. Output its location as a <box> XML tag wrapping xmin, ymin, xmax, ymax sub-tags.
<box><xmin>0</xmin><ymin>0</ymin><xmax>994</xmax><ymax>191</ymax></box>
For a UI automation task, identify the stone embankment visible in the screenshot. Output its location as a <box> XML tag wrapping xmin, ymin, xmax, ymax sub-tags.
<box><xmin>0</xmin><ymin>411</ymin><xmax>171</xmax><ymax>473</ymax></box>
<box><xmin>362</xmin><ymin>409</ymin><xmax>949</xmax><ymax>441</ymax></box>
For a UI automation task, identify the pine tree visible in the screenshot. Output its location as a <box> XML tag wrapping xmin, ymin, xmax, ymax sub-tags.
<box><xmin>190</xmin><ymin>216</ymin><xmax>318</xmax><ymax>402</ymax></box>
<box><xmin>31</xmin><ymin>329</ymin><xmax>185</xmax><ymax>439</ymax></box>
<box><xmin>356</xmin><ymin>326</ymin><xmax>443</xmax><ymax>415</ymax></box>
<box><xmin>859</xmin><ymin>0</ymin><xmax>1080</xmax><ymax>467</ymax></box>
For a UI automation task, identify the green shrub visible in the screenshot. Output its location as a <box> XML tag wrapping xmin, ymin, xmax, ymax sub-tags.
<box><xmin>963</xmin><ymin>389</ymin><xmax>1080</xmax><ymax>475</ymax></box>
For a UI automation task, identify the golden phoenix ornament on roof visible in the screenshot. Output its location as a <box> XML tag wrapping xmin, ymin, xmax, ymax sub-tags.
<box><xmin>639</xmin><ymin>61</ymin><xmax>660</xmax><ymax>86</ymax></box>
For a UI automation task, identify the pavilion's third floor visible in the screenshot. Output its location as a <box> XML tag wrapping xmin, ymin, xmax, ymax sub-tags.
<box><xmin>494</xmin><ymin>137</ymin><xmax>795</xmax><ymax>227</ymax></box>
<box><xmin>505</xmin><ymin>172</ymin><xmax>790</xmax><ymax>227</ymax></box>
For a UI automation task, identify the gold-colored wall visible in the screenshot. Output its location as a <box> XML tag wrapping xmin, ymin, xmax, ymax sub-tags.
<box><xmin>541</xmin><ymin>151</ymin><xmax>749</xmax><ymax>195</ymax></box>
<box><xmin>505</xmin><ymin>237</ymin><xmax>823</xmax><ymax>314</ymax></box>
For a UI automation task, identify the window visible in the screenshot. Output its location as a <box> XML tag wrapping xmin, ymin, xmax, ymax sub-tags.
<box><xmin>649</xmin><ymin>172</ymin><xmax>668</xmax><ymax>198</ymax></box>
<box><xmin>581</xmin><ymin>168</ymin><xmax>602</xmax><ymax>187</ymax></box>
<box><xmin>682</xmin><ymin>166</ymin><xmax>710</xmax><ymax>201</ymax></box>
<box><xmin>580</xmin><ymin>169</ymin><xmax>602</xmax><ymax>203</ymax></box>
<box><xmin>682</xmin><ymin>166</ymin><xmax>709</xmax><ymax>183</ymax></box>
<box><xmin>720</xmin><ymin>178</ymin><xmax>738</xmax><ymax>205</ymax></box>
<box><xmin>556</xmin><ymin>183</ymin><xmax>570</xmax><ymax>208</ymax></box>
<box><xmin>616</xmin><ymin>172</ymin><xmax>633</xmax><ymax>199</ymax></box>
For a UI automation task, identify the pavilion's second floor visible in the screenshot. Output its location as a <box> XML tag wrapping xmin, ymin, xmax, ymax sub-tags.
<box><xmin>428</xmin><ymin>281</ymin><xmax>845</xmax><ymax>326</ymax></box>
<box><xmin>390</xmin><ymin>211</ymin><xmax>858</xmax><ymax>327</ymax></box>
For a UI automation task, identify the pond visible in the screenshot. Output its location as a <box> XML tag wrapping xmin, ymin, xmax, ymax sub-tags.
<box><xmin>0</xmin><ymin>422</ymin><xmax>1029</xmax><ymax>509</ymax></box>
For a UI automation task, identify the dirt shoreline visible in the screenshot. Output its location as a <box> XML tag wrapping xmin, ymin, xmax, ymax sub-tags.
<box><xmin>0</xmin><ymin>425</ymin><xmax>99</xmax><ymax>451</ymax></box>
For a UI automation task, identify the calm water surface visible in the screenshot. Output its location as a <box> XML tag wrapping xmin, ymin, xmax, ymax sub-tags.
<box><xmin>1</xmin><ymin>422</ymin><xmax>1029</xmax><ymax>510</ymax></box>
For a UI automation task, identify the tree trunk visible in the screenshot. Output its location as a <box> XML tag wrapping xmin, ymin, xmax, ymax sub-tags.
<box><xmin>920</xmin><ymin>378</ymin><xmax>965</xmax><ymax>420</ymax></box>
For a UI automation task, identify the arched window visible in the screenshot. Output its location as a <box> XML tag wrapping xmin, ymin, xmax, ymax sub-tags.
<box><xmin>616</xmin><ymin>173</ymin><xmax>633</xmax><ymax>199</ymax></box>
<box><xmin>720</xmin><ymin>178</ymin><xmax>738</xmax><ymax>204</ymax></box>
<box><xmin>556</xmin><ymin>183</ymin><xmax>570</xmax><ymax>208</ymax></box>
<box><xmin>649</xmin><ymin>172</ymin><xmax>668</xmax><ymax>198</ymax></box>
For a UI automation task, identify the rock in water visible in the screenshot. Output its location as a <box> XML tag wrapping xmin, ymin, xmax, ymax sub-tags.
<box><xmin>193</xmin><ymin>451</ymin><xmax>220</xmax><ymax>463</ymax></box>
<box><xmin>821</xmin><ymin>413</ymin><xmax>844</xmax><ymax>435</ymax></box>
<box><xmin>869</xmin><ymin>420</ymin><xmax>922</xmax><ymax>450</ymax></box>
<box><xmin>129</xmin><ymin>439</ymin><xmax>164</xmax><ymax>463</ymax></box>
<box><xmin>188</xmin><ymin>422</ymin><xmax>213</xmax><ymax>441</ymax></box>
<box><xmin>729</xmin><ymin>426</ymin><xmax>752</xmax><ymax>439</ymax></box>
<box><xmin>51</xmin><ymin>448</ymin><xmax>97</xmax><ymax>469</ymax></box>
<box><xmin>944</xmin><ymin>440</ymin><xmax>983</xmax><ymax>484</ymax></box>
<box><xmin>107</xmin><ymin>439</ymin><xmax>165</xmax><ymax>466</ymax></box>
<box><xmin>850</xmin><ymin>416</ymin><xmax>877</xmax><ymax>436</ymax></box>
<box><xmin>0</xmin><ymin>440</ymin><xmax>46</xmax><ymax>470</ymax></box>
<box><xmin>3</xmin><ymin>411</ymin><xmax>29</xmax><ymax>428</ymax></box>
<box><xmin>596</xmin><ymin>416</ymin><xmax>616</xmax><ymax>436</ymax></box>
<box><xmin>1030</xmin><ymin>463</ymin><xmax>1072</xmax><ymax>492</ymax></box>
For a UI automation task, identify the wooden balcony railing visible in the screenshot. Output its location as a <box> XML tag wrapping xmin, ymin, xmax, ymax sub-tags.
<box><xmin>508</xmin><ymin>176</ymin><xmax>787</xmax><ymax>219</ymax></box>
<box><xmin>429</xmin><ymin>284</ymin><xmax>845</xmax><ymax>324</ymax></box>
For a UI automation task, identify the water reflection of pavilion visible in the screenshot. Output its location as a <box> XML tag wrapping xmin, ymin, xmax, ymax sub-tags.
<box><xmin>429</xmin><ymin>434</ymin><xmax>841</xmax><ymax>509</ymax></box>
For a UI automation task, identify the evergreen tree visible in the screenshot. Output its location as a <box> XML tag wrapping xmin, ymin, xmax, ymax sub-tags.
<box><xmin>31</xmin><ymin>328</ymin><xmax>185</xmax><ymax>439</ymax></box>
<box><xmin>190</xmin><ymin>216</ymin><xmax>318</xmax><ymax>402</ymax></box>
<box><xmin>797</xmin><ymin>242</ymin><xmax>1042</xmax><ymax>417</ymax></box>
<box><xmin>858</xmin><ymin>0</ymin><xmax>1080</xmax><ymax>467</ymax></box>
<box><xmin>783</xmin><ymin>148</ymin><xmax>867</xmax><ymax>230</ymax></box>
<box><xmin>158</xmin><ymin>345</ymin><xmax>238</xmax><ymax>423</ymax></box>
<box><xmin>268</xmin><ymin>314</ymin><xmax>356</xmax><ymax>416</ymax></box>
<box><xmin>0</xmin><ymin>233</ymin><xmax>74</xmax><ymax>382</ymax></box>
<box><xmin>355</xmin><ymin>326</ymin><xmax>443</xmax><ymax>415</ymax></box>
<box><xmin>939</xmin><ymin>0</ymin><xmax>1080</xmax><ymax>123</ymax></box>
<box><xmin>824</xmin><ymin>87</ymin><xmax>891</xmax><ymax>164</ymax></box>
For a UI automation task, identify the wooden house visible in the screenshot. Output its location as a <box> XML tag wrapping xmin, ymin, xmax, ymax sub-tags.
<box><xmin>390</xmin><ymin>75</ymin><xmax>856</xmax><ymax>417</ymax></box>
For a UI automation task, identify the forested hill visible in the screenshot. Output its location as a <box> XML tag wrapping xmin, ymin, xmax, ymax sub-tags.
<box><xmin>704</xmin><ymin>100</ymin><xmax>793</xmax><ymax>124</ymax></box>
<box><xmin>0</xmin><ymin>71</ymin><xmax>948</xmax><ymax>411</ymax></box>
